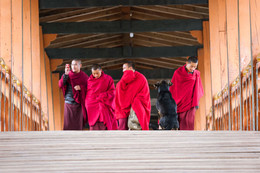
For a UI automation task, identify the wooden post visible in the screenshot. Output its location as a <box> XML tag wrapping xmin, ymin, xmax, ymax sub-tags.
<box><xmin>52</xmin><ymin>73</ymin><xmax>62</xmax><ymax>130</ymax></box>
<box><xmin>31</xmin><ymin>0</ymin><xmax>41</xmax><ymax>100</ymax></box>
<box><xmin>209</xmin><ymin>0</ymin><xmax>222</xmax><ymax>96</ymax></box>
<box><xmin>43</xmin><ymin>34</ymin><xmax>57</xmax><ymax>131</ymax></box>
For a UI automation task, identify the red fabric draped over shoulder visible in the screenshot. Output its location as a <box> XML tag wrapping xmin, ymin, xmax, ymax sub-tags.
<box><xmin>115</xmin><ymin>70</ymin><xmax>151</xmax><ymax>130</ymax></box>
<box><xmin>169</xmin><ymin>65</ymin><xmax>204</xmax><ymax>113</ymax></box>
<box><xmin>85</xmin><ymin>72</ymin><xmax>118</xmax><ymax>130</ymax></box>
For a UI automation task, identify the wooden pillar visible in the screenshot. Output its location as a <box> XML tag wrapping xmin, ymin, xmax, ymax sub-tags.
<box><xmin>218</xmin><ymin>0</ymin><xmax>228</xmax><ymax>89</ymax></box>
<box><xmin>40</xmin><ymin>27</ymin><xmax>48</xmax><ymax>122</ymax></box>
<box><xmin>11</xmin><ymin>0</ymin><xmax>22</xmax><ymax>82</ymax></box>
<box><xmin>60</xmin><ymin>89</ymin><xmax>64</xmax><ymax>130</ymax></box>
<box><xmin>0</xmin><ymin>0</ymin><xmax>12</xmax><ymax>131</ymax></box>
<box><xmin>31</xmin><ymin>0</ymin><xmax>41</xmax><ymax>100</ymax></box>
<box><xmin>239</xmin><ymin>0</ymin><xmax>251</xmax><ymax>69</ymax></box>
<box><xmin>192</xmin><ymin>23</ymin><xmax>211</xmax><ymax>131</ymax></box>
<box><xmin>209</xmin><ymin>0</ymin><xmax>222</xmax><ymax>96</ymax></box>
<box><xmin>202</xmin><ymin>21</ymin><xmax>212</xmax><ymax>119</ymax></box>
<box><xmin>11</xmin><ymin>0</ymin><xmax>22</xmax><ymax>131</ymax></box>
<box><xmin>23</xmin><ymin>0</ymin><xmax>32</xmax><ymax>92</ymax></box>
<box><xmin>195</xmin><ymin>48</ymin><xmax>205</xmax><ymax>130</ymax></box>
<box><xmin>23</xmin><ymin>0</ymin><xmax>33</xmax><ymax>131</ymax></box>
<box><xmin>52</xmin><ymin>73</ymin><xmax>62</xmax><ymax>130</ymax></box>
<box><xmin>43</xmin><ymin>34</ymin><xmax>57</xmax><ymax>131</ymax></box>
<box><xmin>250</xmin><ymin>0</ymin><xmax>260</xmax><ymax>59</ymax></box>
<box><xmin>0</xmin><ymin>0</ymin><xmax>12</xmax><ymax>67</ymax></box>
<box><xmin>226</xmin><ymin>0</ymin><xmax>239</xmax><ymax>83</ymax></box>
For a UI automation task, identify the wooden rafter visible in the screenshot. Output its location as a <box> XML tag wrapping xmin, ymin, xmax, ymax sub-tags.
<box><xmin>39</xmin><ymin>0</ymin><xmax>209</xmax><ymax>9</ymax></box>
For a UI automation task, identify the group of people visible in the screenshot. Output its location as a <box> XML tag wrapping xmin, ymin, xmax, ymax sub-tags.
<box><xmin>59</xmin><ymin>56</ymin><xmax>203</xmax><ymax>131</ymax></box>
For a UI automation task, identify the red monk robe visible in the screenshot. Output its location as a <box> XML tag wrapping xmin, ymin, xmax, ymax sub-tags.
<box><xmin>85</xmin><ymin>72</ymin><xmax>118</xmax><ymax>130</ymax></box>
<box><xmin>115</xmin><ymin>70</ymin><xmax>151</xmax><ymax>130</ymax></box>
<box><xmin>59</xmin><ymin>71</ymin><xmax>88</xmax><ymax>129</ymax></box>
<box><xmin>169</xmin><ymin>65</ymin><xmax>204</xmax><ymax>130</ymax></box>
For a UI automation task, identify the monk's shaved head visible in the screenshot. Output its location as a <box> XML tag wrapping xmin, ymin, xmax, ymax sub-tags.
<box><xmin>71</xmin><ymin>59</ymin><xmax>82</xmax><ymax>73</ymax></box>
<box><xmin>187</xmin><ymin>56</ymin><xmax>198</xmax><ymax>63</ymax></box>
<box><xmin>72</xmin><ymin>59</ymin><xmax>81</xmax><ymax>64</ymax></box>
<box><xmin>91</xmin><ymin>64</ymin><xmax>102</xmax><ymax>71</ymax></box>
<box><xmin>186</xmin><ymin>56</ymin><xmax>198</xmax><ymax>73</ymax></box>
<box><xmin>123</xmin><ymin>61</ymin><xmax>135</xmax><ymax>72</ymax></box>
<box><xmin>91</xmin><ymin>64</ymin><xmax>102</xmax><ymax>79</ymax></box>
<box><xmin>124</xmin><ymin>61</ymin><xmax>135</xmax><ymax>70</ymax></box>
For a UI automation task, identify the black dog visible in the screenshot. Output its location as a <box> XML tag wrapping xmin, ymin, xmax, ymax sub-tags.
<box><xmin>154</xmin><ymin>80</ymin><xmax>179</xmax><ymax>130</ymax></box>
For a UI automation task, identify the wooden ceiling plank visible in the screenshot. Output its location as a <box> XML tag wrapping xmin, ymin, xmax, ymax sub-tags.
<box><xmin>40</xmin><ymin>0</ymin><xmax>208</xmax><ymax>9</ymax></box>
<box><xmin>48</xmin><ymin>6</ymin><xmax>122</xmax><ymax>22</ymax></box>
<box><xmin>132</xmin><ymin>6</ymin><xmax>199</xmax><ymax>19</ymax></box>
<box><xmin>40</xmin><ymin>8</ymin><xmax>98</xmax><ymax>22</ymax></box>
<box><xmin>63</xmin><ymin>35</ymin><xmax>122</xmax><ymax>48</ymax></box>
<box><xmin>135</xmin><ymin>33</ymin><xmax>194</xmax><ymax>46</ymax></box>
<box><xmin>155</xmin><ymin>5</ymin><xmax>209</xmax><ymax>16</ymax></box>
<box><xmin>49</xmin><ymin>34</ymin><xmax>108</xmax><ymax>48</ymax></box>
<box><xmin>141</xmin><ymin>58</ymin><xmax>183</xmax><ymax>67</ymax></box>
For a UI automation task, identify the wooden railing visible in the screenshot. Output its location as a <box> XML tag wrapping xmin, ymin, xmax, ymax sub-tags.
<box><xmin>0</xmin><ymin>58</ymin><xmax>48</xmax><ymax>131</ymax></box>
<box><xmin>207</xmin><ymin>58</ymin><xmax>260</xmax><ymax>131</ymax></box>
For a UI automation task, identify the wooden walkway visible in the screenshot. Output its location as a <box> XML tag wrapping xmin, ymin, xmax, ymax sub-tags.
<box><xmin>0</xmin><ymin>131</ymin><xmax>260</xmax><ymax>172</ymax></box>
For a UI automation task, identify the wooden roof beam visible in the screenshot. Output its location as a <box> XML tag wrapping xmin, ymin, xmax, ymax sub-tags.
<box><xmin>45</xmin><ymin>46</ymin><xmax>202</xmax><ymax>59</ymax></box>
<box><xmin>41</xmin><ymin>19</ymin><xmax>203</xmax><ymax>34</ymax></box>
<box><xmin>40</xmin><ymin>0</ymin><xmax>209</xmax><ymax>9</ymax></box>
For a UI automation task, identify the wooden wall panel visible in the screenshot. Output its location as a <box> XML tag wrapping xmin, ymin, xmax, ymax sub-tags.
<box><xmin>0</xmin><ymin>0</ymin><xmax>12</xmax><ymax>67</ymax></box>
<box><xmin>31</xmin><ymin>0</ymin><xmax>41</xmax><ymax>100</ymax></box>
<box><xmin>40</xmin><ymin>27</ymin><xmax>48</xmax><ymax>124</ymax></box>
<box><xmin>239</xmin><ymin>0</ymin><xmax>251</xmax><ymax>70</ymax></box>
<box><xmin>11</xmin><ymin>0</ymin><xmax>23</xmax><ymax>82</ymax></box>
<box><xmin>226</xmin><ymin>0</ymin><xmax>239</xmax><ymax>83</ymax></box>
<box><xmin>43</xmin><ymin>34</ymin><xmax>57</xmax><ymax>131</ymax></box>
<box><xmin>52</xmin><ymin>73</ymin><xmax>62</xmax><ymax>130</ymax></box>
<box><xmin>203</xmin><ymin>21</ymin><xmax>212</xmax><ymax>124</ymax></box>
<box><xmin>60</xmin><ymin>90</ymin><xmax>64</xmax><ymax>130</ymax></box>
<box><xmin>250</xmin><ymin>0</ymin><xmax>260</xmax><ymax>59</ymax></box>
<box><xmin>209</xmin><ymin>0</ymin><xmax>222</xmax><ymax>96</ymax></box>
<box><xmin>23</xmin><ymin>0</ymin><xmax>32</xmax><ymax>92</ymax></box>
<box><xmin>218</xmin><ymin>0</ymin><xmax>228</xmax><ymax>89</ymax></box>
<box><xmin>195</xmin><ymin>48</ymin><xmax>205</xmax><ymax>130</ymax></box>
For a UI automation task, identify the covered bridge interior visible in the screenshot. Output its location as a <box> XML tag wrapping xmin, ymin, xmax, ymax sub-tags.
<box><xmin>40</xmin><ymin>0</ymin><xmax>209</xmax><ymax>129</ymax></box>
<box><xmin>1</xmin><ymin>0</ymin><xmax>260</xmax><ymax>172</ymax></box>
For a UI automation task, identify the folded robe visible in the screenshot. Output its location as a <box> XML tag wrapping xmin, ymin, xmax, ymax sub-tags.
<box><xmin>85</xmin><ymin>72</ymin><xmax>118</xmax><ymax>130</ymax></box>
<box><xmin>59</xmin><ymin>70</ymin><xmax>89</xmax><ymax>124</ymax></box>
<box><xmin>169</xmin><ymin>65</ymin><xmax>204</xmax><ymax>113</ymax></box>
<box><xmin>115</xmin><ymin>70</ymin><xmax>151</xmax><ymax>130</ymax></box>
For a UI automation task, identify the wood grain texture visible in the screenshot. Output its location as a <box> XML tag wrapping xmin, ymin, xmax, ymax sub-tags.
<box><xmin>0</xmin><ymin>131</ymin><xmax>260</xmax><ymax>172</ymax></box>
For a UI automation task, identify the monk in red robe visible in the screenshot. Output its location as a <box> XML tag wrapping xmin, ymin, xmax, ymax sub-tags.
<box><xmin>85</xmin><ymin>64</ymin><xmax>118</xmax><ymax>130</ymax></box>
<box><xmin>115</xmin><ymin>61</ymin><xmax>151</xmax><ymax>130</ymax></box>
<box><xmin>169</xmin><ymin>56</ymin><xmax>204</xmax><ymax>130</ymax></box>
<box><xmin>59</xmin><ymin>59</ymin><xmax>88</xmax><ymax>130</ymax></box>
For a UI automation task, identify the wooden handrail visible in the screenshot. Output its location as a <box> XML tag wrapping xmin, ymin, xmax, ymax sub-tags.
<box><xmin>207</xmin><ymin>61</ymin><xmax>259</xmax><ymax>131</ymax></box>
<box><xmin>0</xmin><ymin>58</ymin><xmax>48</xmax><ymax>131</ymax></box>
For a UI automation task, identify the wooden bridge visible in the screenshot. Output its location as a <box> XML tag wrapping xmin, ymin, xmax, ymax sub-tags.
<box><xmin>1</xmin><ymin>131</ymin><xmax>260</xmax><ymax>172</ymax></box>
<box><xmin>0</xmin><ymin>0</ymin><xmax>260</xmax><ymax>172</ymax></box>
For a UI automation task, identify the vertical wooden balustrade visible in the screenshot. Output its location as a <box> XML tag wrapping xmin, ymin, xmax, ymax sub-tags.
<box><xmin>0</xmin><ymin>58</ymin><xmax>48</xmax><ymax>132</ymax></box>
<box><xmin>207</xmin><ymin>61</ymin><xmax>259</xmax><ymax>131</ymax></box>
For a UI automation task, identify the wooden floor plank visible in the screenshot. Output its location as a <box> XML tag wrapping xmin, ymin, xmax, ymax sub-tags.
<box><xmin>0</xmin><ymin>131</ymin><xmax>260</xmax><ymax>172</ymax></box>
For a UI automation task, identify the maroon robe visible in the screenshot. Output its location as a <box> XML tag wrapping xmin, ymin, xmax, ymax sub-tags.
<box><xmin>115</xmin><ymin>70</ymin><xmax>151</xmax><ymax>130</ymax></box>
<box><xmin>85</xmin><ymin>72</ymin><xmax>118</xmax><ymax>130</ymax></box>
<box><xmin>169</xmin><ymin>65</ymin><xmax>204</xmax><ymax>130</ymax></box>
<box><xmin>59</xmin><ymin>70</ymin><xmax>88</xmax><ymax>130</ymax></box>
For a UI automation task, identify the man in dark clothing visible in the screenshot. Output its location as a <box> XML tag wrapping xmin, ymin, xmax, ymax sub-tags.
<box><xmin>59</xmin><ymin>59</ymin><xmax>88</xmax><ymax>130</ymax></box>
